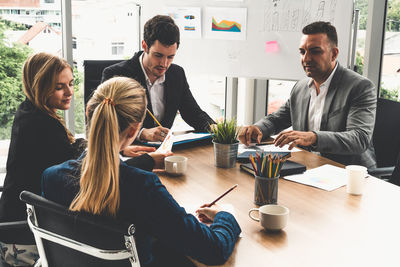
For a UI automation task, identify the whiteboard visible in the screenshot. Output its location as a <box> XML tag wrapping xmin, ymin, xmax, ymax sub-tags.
<box><xmin>136</xmin><ymin>0</ymin><xmax>353</xmax><ymax>80</ymax></box>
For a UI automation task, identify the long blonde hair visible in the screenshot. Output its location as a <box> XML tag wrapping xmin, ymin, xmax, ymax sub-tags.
<box><xmin>22</xmin><ymin>52</ymin><xmax>74</xmax><ymax>143</ymax></box>
<box><xmin>69</xmin><ymin>77</ymin><xmax>147</xmax><ymax>217</ymax></box>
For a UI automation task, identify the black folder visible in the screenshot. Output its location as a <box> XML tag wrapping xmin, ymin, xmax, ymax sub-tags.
<box><xmin>240</xmin><ymin>160</ymin><xmax>306</xmax><ymax>177</ymax></box>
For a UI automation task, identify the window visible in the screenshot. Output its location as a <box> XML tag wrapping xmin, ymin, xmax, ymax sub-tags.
<box><xmin>70</xmin><ymin>0</ymin><xmax>141</xmax><ymax>135</ymax></box>
<box><xmin>354</xmin><ymin>0</ymin><xmax>369</xmax><ymax>76</ymax></box>
<box><xmin>72</xmin><ymin>36</ymin><xmax>77</xmax><ymax>49</ymax></box>
<box><xmin>267</xmin><ymin>80</ymin><xmax>296</xmax><ymax>114</ymax></box>
<box><xmin>380</xmin><ymin>0</ymin><xmax>400</xmax><ymax>101</ymax></box>
<box><xmin>0</xmin><ymin>1</ymin><xmax>62</xmax><ymax>179</ymax></box>
<box><xmin>111</xmin><ymin>42</ymin><xmax>124</xmax><ymax>55</ymax></box>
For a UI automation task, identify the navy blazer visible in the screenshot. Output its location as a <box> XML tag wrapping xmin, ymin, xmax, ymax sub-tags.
<box><xmin>101</xmin><ymin>51</ymin><xmax>214</xmax><ymax>132</ymax></box>
<box><xmin>42</xmin><ymin>158</ymin><xmax>241</xmax><ymax>265</ymax></box>
<box><xmin>0</xmin><ymin>100</ymin><xmax>154</xmax><ymax>226</ymax></box>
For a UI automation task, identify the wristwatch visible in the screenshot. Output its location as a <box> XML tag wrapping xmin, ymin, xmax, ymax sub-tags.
<box><xmin>310</xmin><ymin>131</ymin><xmax>318</xmax><ymax>150</ymax></box>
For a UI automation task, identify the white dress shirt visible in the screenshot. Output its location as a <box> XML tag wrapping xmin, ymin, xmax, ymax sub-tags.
<box><xmin>139</xmin><ymin>53</ymin><xmax>166</xmax><ymax>122</ymax></box>
<box><xmin>308</xmin><ymin>63</ymin><xmax>338</xmax><ymax>132</ymax></box>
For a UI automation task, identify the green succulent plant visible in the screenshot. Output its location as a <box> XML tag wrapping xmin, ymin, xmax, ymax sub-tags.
<box><xmin>209</xmin><ymin>118</ymin><xmax>240</xmax><ymax>144</ymax></box>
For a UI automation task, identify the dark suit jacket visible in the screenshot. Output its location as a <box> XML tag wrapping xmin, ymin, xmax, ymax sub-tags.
<box><xmin>255</xmin><ymin>63</ymin><xmax>377</xmax><ymax>168</ymax></box>
<box><xmin>101</xmin><ymin>51</ymin><xmax>214</xmax><ymax>132</ymax></box>
<box><xmin>0</xmin><ymin>100</ymin><xmax>86</xmax><ymax>224</ymax></box>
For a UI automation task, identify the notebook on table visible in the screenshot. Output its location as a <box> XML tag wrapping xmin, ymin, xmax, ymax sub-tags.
<box><xmin>240</xmin><ymin>160</ymin><xmax>306</xmax><ymax>177</ymax></box>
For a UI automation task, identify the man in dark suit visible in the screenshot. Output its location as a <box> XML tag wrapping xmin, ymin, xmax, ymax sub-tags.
<box><xmin>102</xmin><ymin>15</ymin><xmax>214</xmax><ymax>143</ymax></box>
<box><xmin>239</xmin><ymin>21</ymin><xmax>377</xmax><ymax>168</ymax></box>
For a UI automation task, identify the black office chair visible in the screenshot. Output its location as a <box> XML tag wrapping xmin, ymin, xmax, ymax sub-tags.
<box><xmin>19</xmin><ymin>190</ymin><xmax>140</xmax><ymax>267</ymax></box>
<box><xmin>83</xmin><ymin>60</ymin><xmax>123</xmax><ymax>106</ymax></box>
<box><xmin>0</xmin><ymin>220</ymin><xmax>32</xmax><ymax>267</ymax></box>
<box><xmin>388</xmin><ymin>152</ymin><xmax>400</xmax><ymax>186</ymax></box>
<box><xmin>0</xmin><ymin>186</ymin><xmax>34</xmax><ymax>267</ymax></box>
<box><xmin>368</xmin><ymin>98</ymin><xmax>400</xmax><ymax>180</ymax></box>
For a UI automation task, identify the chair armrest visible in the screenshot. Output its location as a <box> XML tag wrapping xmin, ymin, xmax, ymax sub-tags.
<box><xmin>0</xmin><ymin>220</ymin><xmax>34</xmax><ymax>244</ymax></box>
<box><xmin>368</xmin><ymin>166</ymin><xmax>395</xmax><ymax>177</ymax></box>
<box><xmin>0</xmin><ymin>220</ymin><xmax>28</xmax><ymax>230</ymax></box>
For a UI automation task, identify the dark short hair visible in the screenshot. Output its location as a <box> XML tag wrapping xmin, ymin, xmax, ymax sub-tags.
<box><xmin>302</xmin><ymin>21</ymin><xmax>338</xmax><ymax>47</ymax></box>
<box><xmin>143</xmin><ymin>15</ymin><xmax>180</xmax><ymax>49</ymax></box>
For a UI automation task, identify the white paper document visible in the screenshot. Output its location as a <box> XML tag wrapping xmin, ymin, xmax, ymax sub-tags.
<box><xmin>156</xmin><ymin>131</ymin><xmax>174</xmax><ymax>153</ymax></box>
<box><xmin>283</xmin><ymin>164</ymin><xmax>347</xmax><ymax>191</ymax></box>
<box><xmin>238</xmin><ymin>144</ymin><xmax>301</xmax><ymax>154</ymax></box>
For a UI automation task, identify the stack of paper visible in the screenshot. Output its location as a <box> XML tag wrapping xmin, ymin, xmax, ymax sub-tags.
<box><xmin>156</xmin><ymin>131</ymin><xmax>174</xmax><ymax>153</ymax></box>
<box><xmin>283</xmin><ymin>164</ymin><xmax>347</xmax><ymax>191</ymax></box>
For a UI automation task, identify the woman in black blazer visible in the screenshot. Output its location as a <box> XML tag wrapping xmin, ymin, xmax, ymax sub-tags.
<box><xmin>0</xmin><ymin>52</ymin><xmax>80</xmax><ymax>265</ymax></box>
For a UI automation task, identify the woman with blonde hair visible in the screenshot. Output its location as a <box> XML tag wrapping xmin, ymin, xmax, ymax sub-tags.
<box><xmin>0</xmin><ymin>52</ymin><xmax>81</xmax><ymax>265</ymax></box>
<box><xmin>42</xmin><ymin>77</ymin><xmax>241</xmax><ymax>266</ymax></box>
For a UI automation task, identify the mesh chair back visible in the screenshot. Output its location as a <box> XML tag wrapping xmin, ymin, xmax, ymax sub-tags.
<box><xmin>20</xmin><ymin>191</ymin><xmax>139</xmax><ymax>267</ymax></box>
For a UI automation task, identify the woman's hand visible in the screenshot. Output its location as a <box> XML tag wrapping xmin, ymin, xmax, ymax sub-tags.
<box><xmin>196</xmin><ymin>204</ymin><xmax>223</xmax><ymax>223</ymax></box>
<box><xmin>149</xmin><ymin>151</ymin><xmax>174</xmax><ymax>169</ymax></box>
<box><xmin>122</xmin><ymin>145</ymin><xmax>156</xmax><ymax>157</ymax></box>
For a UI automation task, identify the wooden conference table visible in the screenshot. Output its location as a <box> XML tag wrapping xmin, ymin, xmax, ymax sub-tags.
<box><xmin>157</xmin><ymin>143</ymin><xmax>400</xmax><ymax>267</ymax></box>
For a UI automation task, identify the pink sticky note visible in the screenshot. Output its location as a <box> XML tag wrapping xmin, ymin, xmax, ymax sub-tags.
<box><xmin>265</xmin><ymin>41</ymin><xmax>279</xmax><ymax>53</ymax></box>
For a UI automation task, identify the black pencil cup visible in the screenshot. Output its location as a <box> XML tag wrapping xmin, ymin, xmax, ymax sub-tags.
<box><xmin>254</xmin><ymin>176</ymin><xmax>279</xmax><ymax>205</ymax></box>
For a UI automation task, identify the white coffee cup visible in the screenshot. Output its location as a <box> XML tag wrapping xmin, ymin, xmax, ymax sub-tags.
<box><xmin>346</xmin><ymin>165</ymin><xmax>367</xmax><ymax>195</ymax></box>
<box><xmin>248</xmin><ymin>204</ymin><xmax>289</xmax><ymax>231</ymax></box>
<box><xmin>165</xmin><ymin>156</ymin><xmax>187</xmax><ymax>176</ymax></box>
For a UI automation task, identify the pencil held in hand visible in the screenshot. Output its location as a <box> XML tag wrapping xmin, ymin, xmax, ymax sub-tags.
<box><xmin>146</xmin><ymin>108</ymin><xmax>162</xmax><ymax>127</ymax></box>
<box><xmin>207</xmin><ymin>184</ymin><xmax>238</xmax><ymax>207</ymax></box>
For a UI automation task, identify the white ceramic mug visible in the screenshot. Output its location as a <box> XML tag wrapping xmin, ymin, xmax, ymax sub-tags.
<box><xmin>248</xmin><ymin>204</ymin><xmax>289</xmax><ymax>231</ymax></box>
<box><xmin>346</xmin><ymin>165</ymin><xmax>367</xmax><ymax>195</ymax></box>
<box><xmin>165</xmin><ymin>156</ymin><xmax>187</xmax><ymax>176</ymax></box>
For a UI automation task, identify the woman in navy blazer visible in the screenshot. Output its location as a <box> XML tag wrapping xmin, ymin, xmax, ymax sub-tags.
<box><xmin>42</xmin><ymin>77</ymin><xmax>241</xmax><ymax>266</ymax></box>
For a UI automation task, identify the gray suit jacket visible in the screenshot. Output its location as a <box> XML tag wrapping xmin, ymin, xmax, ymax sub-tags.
<box><xmin>255</xmin><ymin>63</ymin><xmax>377</xmax><ymax>168</ymax></box>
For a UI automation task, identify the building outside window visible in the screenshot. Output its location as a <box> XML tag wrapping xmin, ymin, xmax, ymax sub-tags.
<box><xmin>111</xmin><ymin>42</ymin><xmax>124</xmax><ymax>55</ymax></box>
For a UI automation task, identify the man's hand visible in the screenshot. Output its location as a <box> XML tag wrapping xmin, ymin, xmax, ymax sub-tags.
<box><xmin>238</xmin><ymin>125</ymin><xmax>263</xmax><ymax>146</ymax></box>
<box><xmin>274</xmin><ymin>130</ymin><xmax>317</xmax><ymax>150</ymax></box>
<box><xmin>122</xmin><ymin>145</ymin><xmax>156</xmax><ymax>157</ymax></box>
<box><xmin>140</xmin><ymin>126</ymin><xmax>170</xmax><ymax>142</ymax></box>
<box><xmin>148</xmin><ymin>151</ymin><xmax>174</xmax><ymax>169</ymax></box>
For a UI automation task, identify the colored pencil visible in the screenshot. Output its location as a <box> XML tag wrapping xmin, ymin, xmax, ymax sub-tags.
<box><xmin>207</xmin><ymin>184</ymin><xmax>238</xmax><ymax>207</ymax></box>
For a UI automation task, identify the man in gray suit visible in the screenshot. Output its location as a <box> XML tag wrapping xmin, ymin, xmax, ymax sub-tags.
<box><xmin>238</xmin><ymin>21</ymin><xmax>377</xmax><ymax>168</ymax></box>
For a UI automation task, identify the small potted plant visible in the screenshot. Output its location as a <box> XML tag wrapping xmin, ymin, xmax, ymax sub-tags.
<box><xmin>209</xmin><ymin>118</ymin><xmax>240</xmax><ymax>168</ymax></box>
